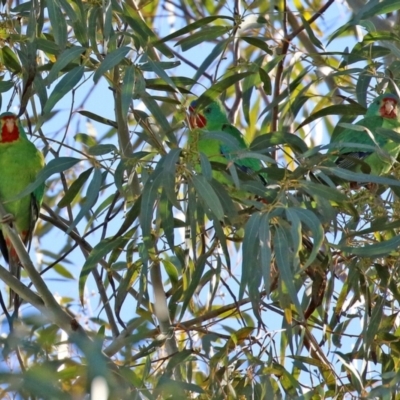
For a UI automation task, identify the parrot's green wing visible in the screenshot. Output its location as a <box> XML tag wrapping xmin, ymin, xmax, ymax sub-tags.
<box><xmin>0</xmin><ymin>112</ymin><xmax>45</xmax><ymax>307</ymax></box>
<box><xmin>220</xmin><ymin>123</ymin><xmax>267</xmax><ymax>183</ymax></box>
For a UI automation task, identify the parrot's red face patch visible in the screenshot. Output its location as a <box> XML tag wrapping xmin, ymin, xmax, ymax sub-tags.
<box><xmin>380</xmin><ymin>98</ymin><xmax>398</xmax><ymax>119</ymax></box>
<box><xmin>188</xmin><ymin>105</ymin><xmax>206</xmax><ymax>128</ymax></box>
<box><xmin>0</xmin><ymin>116</ymin><xmax>19</xmax><ymax>143</ymax></box>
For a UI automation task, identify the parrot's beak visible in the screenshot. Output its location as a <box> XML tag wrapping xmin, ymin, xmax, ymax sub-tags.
<box><xmin>4</xmin><ymin>117</ymin><xmax>15</xmax><ymax>133</ymax></box>
<box><xmin>188</xmin><ymin>105</ymin><xmax>206</xmax><ymax>128</ymax></box>
<box><xmin>382</xmin><ymin>98</ymin><xmax>397</xmax><ymax>118</ymax></box>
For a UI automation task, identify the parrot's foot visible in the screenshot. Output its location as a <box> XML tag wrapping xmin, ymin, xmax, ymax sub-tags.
<box><xmin>0</xmin><ymin>213</ymin><xmax>14</xmax><ymax>225</ymax></box>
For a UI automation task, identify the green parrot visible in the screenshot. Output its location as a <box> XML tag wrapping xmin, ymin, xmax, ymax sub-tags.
<box><xmin>331</xmin><ymin>93</ymin><xmax>400</xmax><ymax>176</ymax></box>
<box><xmin>188</xmin><ymin>99</ymin><xmax>267</xmax><ymax>186</ymax></box>
<box><xmin>0</xmin><ymin>112</ymin><xmax>45</xmax><ymax>307</ymax></box>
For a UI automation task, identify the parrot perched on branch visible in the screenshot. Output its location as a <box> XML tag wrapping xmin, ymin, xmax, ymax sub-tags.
<box><xmin>0</xmin><ymin>112</ymin><xmax>45</xmax><ymax>307</ymax></box>
<box><xmin>331</xmin><ymin>93</ymin><xmax>400</xmax><ymax>176</ymax></box>
<box><xmin>188</xmin><ymin>99</ymin><xmax>267</xmax><ymax>186</ymax></box>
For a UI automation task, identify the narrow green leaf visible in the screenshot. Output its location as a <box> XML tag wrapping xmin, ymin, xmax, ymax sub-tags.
<box><xmin>140</xmin><ymin>92</ymin><xmax>176</xmax><ymax>145</ymax></box>
<box><xmin>291</xmin><ymin>208</ymin><xmax>324</xmax><ymax>268</ymax></box>
<box><xmin>362</xmin><ymin>0</ymin><xmax>400</xmax><ymax>18</ymax></box>
<box><xmin>286</xmin><ymin>209</ymin><xmax>301</xmax><ymax>269</ymax></box>
<box><xmin>296</xmin><ymin>104</ymin><xmax>366</xmax><ymax>132</ymax></box>
<box><xmin>298</xmin><ymin>181</ymin><xmax>348</xmax><ymax>202</ymax></box>
<box><xmin>67</xmin><ymin>167</ymin><xmax>103</xmax><ymax>233</ymax></box>
<box><xmin>251</xmin><ymin>132</ymin><xmax>308</xmax><ymax>154</ymax></box>
<box><xmin>78</xmin><ymin>110</ymin><xmax>117</xmax><ymax>128</ymax></box>
<box><xmin>58</xmin><ymin>167</ymin><xmax>94</xmax><ymax>208</ymax></box>
<box><xmin>57</xmin><ymin>0</ymin><xmax>78</xmax><ymax>22</ymax></box>
<box><xmin>88</xmin><ymin>6</ymin><xmax>101</xmax><ymax>53</ymax></box>
<box><xmin>158</xmin><ymin>15</ymin><xmax>234</xmax><ymax>43</ymax></box>
<box><xmin>34</xmin><ymin>74</ymin><xmax>48</xmax><ymax>111</ymax></box>
<box><xmin>142</xmin><ymin>57</ymin><xmax>179</xmax><ymax>92</ymax></box>
<box><xmin>57</xmin><ymin>0</ymin><xmax>84</xmax><ymax>43</ymax></box>
<box><xmin>47</xmin><ymin>46</ymin><xmax>86</xmax><ymax>84</ymax></box>
<box><xmin>212</xmin><ymin>217</ymin><xmax>230</xmax><ymax>270</ymax></box>
<box><xmin>146</xmin><ymin>76</ymin><xmax>196</xmax><ymax>87</ymax></box>
<box><xmin>157</xmin><ymin>376</ymin><xmax>204</xmax><ymax>394</ymax></box>
<box><xmin>26</xmin><ymin>2</ymin><xmax>37</xmax><ymax>39</ymax></box>
<box><xmin>236</xmin><ymin>151</ymin><xmax>275</xmax><ymax>165</ymax></box>
<box><xmin>191</xmin><ymin>175</ymin><xmax>224</xmax><ymax>220</ymax></box>
<box><xmin>37</xmin><ymin>38</ymin><xmax>61</xmax><ymax>55</ymax></box>
<box><xmin>161</xmin><ymin>148</ymin><xmax>181</xmax><ymax>209</ymax></box>
<box><xmin>140</xmin><ymin>169</ymin><xmax>164</xmax><ymax>242</ymax></box>
<box><xmin>166</xmin><ymin>349</ymin><xmax>193</xmax><ymax>372</ymax></box>
<box><xmin>177</xmin><ymin>26</ymin><xmax>231</xmax><ymax>52</ymax></box>
<box><xmin>259</xmin><ymin>67</ymin><xmax>272</xmax><ymax>95</ymax></box>
<box><xmin>274</xmin><ymin>226</ymin><xmax>303</xmax><ymax>315</ymax></box>
<box><xmin>114</xmin><ymin>159</ymin><xmax>125</xmax><ymax>194</ymax></box>
<box><xmin>199</xmin><ymin>152</ymin><xmax>212</xmax><ymax>181</ymax></box>
<box><xmin>121</xmin><ymin>65</ymin><xmax>135</xmax><ymax>119</ymax></box>
<box><xmin>363</xmin><ymin>31</ymin><xmax>400</xmax><ymax>43</ymax></box>
<box><xmin>259</xmin><ymin>213</ymin><xmax>272</xmax><ymax>295</ymax></box>
<box><xmin>87</xmin><ymin>144</ymin><xmax>118</xmax><ymax>156</ymax></box>
<box><xmin>93</xmin><ymin>47</ymin><xmax>130</xmax><ymax>83</ymax></box>
<box><xmin>0</xmin><ymin>80</ymin><xmax>14</xmax><ymax>93</ymax></box>
<box><xmin>356</xmin><ymin>71</ymin><xmax>371</xmax><ymax>108</ymax></box>
<box><xmin>79</xmin><ymin>236</ymin><xmax>125</xmax><ymax>304</ymax></box>
<box><xmin>179</xmin><ymin>255</ymin><xmax>206</xmax><ymax>320</ymax></box>
<box><xmin>209</xmin><ymin>179</ymin><xmax>237</xmax><ymax>221</ymax></box>
<box><xmin>43</xmin><ymin>66</ymin><xmax>84</xmax><ymax>115</ymax></box>
<box><xmin>365</xmin><ymin>296</ymin><xmax>384</xmax><ymax>352</ymax></box>
<box><xmin>140</xmin><ymin>61</ymin><xmax>180</xmax><ymax>72</ymax></box>
<box><xmin>350</xmin><ymin>219</ymin><xmax>400</xmax><ymax>237</ymax></box>
<box><xmin>75</xmin><ymin>133</ymin><xmax>97</xmax><ymax>147</ymax></box>
<box><xmin>1</xmin><ymin>46</ymin><xmax>21</xmax><ymax>73</ymax></box>
<box><xmin>240</xmin><ymin>212</ymin><xmax>261</xmax><ymax>300</ymax></box>
<box><xmin>320</xmin><ymin>166</ymin><xmax>400</xmax><ymax>187</ymax></box>
<box><xmin>187</xmin><ymin>182</ymin><xmax>198</xmax><ymax>263</ymax></box>
<box><xmin>115</xmin><ymin>260</ymin><xmax>139</xmax><ymax>315</ymax></box>
<box><xmin>195</xmin><ymin>72</ymin><xmax>254</xmax><ymax>109</ymax></box>
<box><xmin>53</xmin><ymin>264</ymin><xmax>75</xmax><ymax>279</ymax></box>
<box><xmin>242</xmin><ymin>37</ymin><xmax>273</xmax><ymax>54</ymax></box>
<box><xmin>12</xmin><ymin>157</ymin><xmax>81</xmax><ymax>201</ymax></box>
<box><xmin>47</xmin><ymin>0</ymin><xmax>67</xmax><ymax>49</ymax></box>
<box><xmin>161</xmin><ymin>259</ymin><xmax>179</xmax><ymax>285</ymax></box>
<box><xmin>192</xmin><ymin>40</ymin><xmax>229</xmax><ymax>84</ymax></box>
<box><xmin>242</xmin><ymin>69</ymin><xmax>258</xmax><ymax>125</ymax></box>
<box><xmin>299</xmin><ymin>15</ymin><xmax>323</xmax><ymax>50</ymax></box>
<box><xmin>114</xmin><ymin>196</ymin><xmax>141</xmax><ymax>238</ymax></box>
<box><xmin>335</xmin><ymin>352</ymin><xmax>363</xmax><ymax>393</ymax></box>
<box><xmin>103</xmin><ymin>0</ymin><xmax>113</xmax><ymax>41</ymax></box>
<box><xmin>159</xmin><ymin>190</ymin><xmax>174</xmax><ymax>250</ymax></box>
<box><xmin>339</xmin><ymin>235</ymin><xmax>400</xmax><ymax>257</ymax></box>
<box><xmin>122</xmin><ymin>4</ymin><xmax>173</xmax><ymax>58</ymax></box>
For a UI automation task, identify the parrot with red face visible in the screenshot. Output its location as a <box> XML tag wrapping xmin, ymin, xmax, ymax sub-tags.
<box><xmin>188</xmin><ymin>99</ymin><xmax>267</xmax><ymax>184</ymax></box>
<box><xmin>331</xmin><ymin>93</ymin><xmax>400</xmax><ymax>175</ymax></box>
<box><xmin>0</xmin><ymin>112</ymin><xmax>45</xmax><ymax>307</ymax></box>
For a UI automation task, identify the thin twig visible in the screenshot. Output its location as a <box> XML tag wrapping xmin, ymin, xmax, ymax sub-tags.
<box><xmin>271</xmin><ymin>0</ymin><xmax>336</xmax><ymax>159</ymax></box>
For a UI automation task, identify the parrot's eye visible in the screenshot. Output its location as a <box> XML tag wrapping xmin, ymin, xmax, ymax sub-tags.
<box><xmin>204</xmin><ymin>107</ymin><xmax>211</xmax><ymax>114</ymax></box>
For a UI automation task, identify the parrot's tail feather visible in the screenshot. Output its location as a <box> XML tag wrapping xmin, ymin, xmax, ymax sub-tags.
<box><xmin>4</xmin><ymin>238</ymin><xmax>21</xmax><ymax>309</ymax></box>
<box><xmin>8</xmin><ymin>253</ymin><xmax>21</xmax><ymax>309</ymax></box>
<box><xmin>0</xmin><ymin>230</ymin><xmax>8</xmax><ymax>264</ymax></box>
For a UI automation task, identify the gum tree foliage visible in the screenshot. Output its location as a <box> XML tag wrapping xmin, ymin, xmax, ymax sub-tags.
<box><xmin>0</xmin><ymin>0</ymin><xmax>399</xmax><ymax>398</ymax></box>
